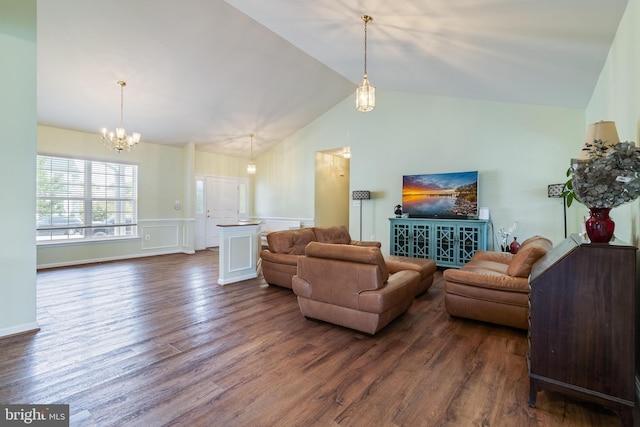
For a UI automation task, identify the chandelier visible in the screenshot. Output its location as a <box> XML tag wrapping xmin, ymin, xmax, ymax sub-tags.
<box><xmin>356</xmin><ymin>15</ymin><xmax>375</xmax><ymax>112</ymax></box>
<box><xmin>101</xmin><ymin>81</ymin><xmax>141</xmax><ymax>152</ymax></box>
<box><xmin>247</xmin><ymin>133</ymin><xmax>256</xmax><ymax>174</ymax></box>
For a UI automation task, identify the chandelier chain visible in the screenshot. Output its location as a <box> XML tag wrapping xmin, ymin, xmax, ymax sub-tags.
<box><xmin>119</xmin><ymin>82</ymin><xmax>124</xmax><ymax>128</ymax></box>
<box><xmin>363</xmin><ymin>18</ymin><xmax>367</xmax><ymax>75</ymax></box>
<box><xmin>363</xmin><ymin>15</ymin><xmax>371</xmax><ymax>75</ymax></box>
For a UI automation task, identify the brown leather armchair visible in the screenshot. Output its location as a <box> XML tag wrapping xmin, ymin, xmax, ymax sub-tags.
<box><xmin>443</xmin><ymin>236</ymin><xmax>552</xmax><ymax>330</ymax></box>
<box><xmin>292</xmin><ymin>242</ymin><xmax>420</xmax><ymax>335</ymax></box>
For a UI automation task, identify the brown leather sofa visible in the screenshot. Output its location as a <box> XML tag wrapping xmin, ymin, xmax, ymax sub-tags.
<box><xmin>260</xmin><ymin>225</ymin><xmax>380</xmax><ymax>289</ymax></box>
<box><xmin>292</xmin><ymin>242</ymin><xmax>420</xmax><ymax>334</ymax></box>
<box><xmin>443</xmin><ymin>236</ymin><xmax>553</xmax><ymax>330</ymax></box>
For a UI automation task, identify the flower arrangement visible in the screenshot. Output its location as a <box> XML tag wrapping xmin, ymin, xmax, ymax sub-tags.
<box><xmin>566</xmin><ymin>140</ymin><xmax>640</xmax><ymax>209</ymax></box>
<box><xmin>497</xmin><ymin>222</ymin><xmax>518</xmax><ymax>252</ymax></box>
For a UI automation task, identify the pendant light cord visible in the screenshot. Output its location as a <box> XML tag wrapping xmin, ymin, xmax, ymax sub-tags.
<box><xmin>363</xmin><ymin>17</ymin><xmax>368</xmax><ymax>75</ymax></box>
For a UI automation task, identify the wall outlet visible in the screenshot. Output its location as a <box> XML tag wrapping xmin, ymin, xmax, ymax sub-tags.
<box><xmin>370</xmin><ymin>235</ymin><xmax>375</xmax><ymax>240</ymax></box>
<box><xmin>145</xmin><ymin>234</ymin><xmax>150</xmax><ymax>241</ymax></box>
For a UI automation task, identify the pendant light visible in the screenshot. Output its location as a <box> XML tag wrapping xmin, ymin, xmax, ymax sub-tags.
<box><xmin>356</xmin><ymin>15</ymin><xmax>375</xmax><ymax>112</ymax></box>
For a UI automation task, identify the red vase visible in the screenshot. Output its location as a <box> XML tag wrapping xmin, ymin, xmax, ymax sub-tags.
<box><xmin>585</xmin><ymin>207</ymin><xmax>615</xmax><ymax>243</ymax></box>
<box><xmin>510</xmin><ymin>237</ymin><xmax>520</xmax><ymax>254</ymax></box>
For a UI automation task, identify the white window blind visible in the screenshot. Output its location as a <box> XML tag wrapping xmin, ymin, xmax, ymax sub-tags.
<box><xmin>36</xmin><ymin>155</ymin><xmax>138</xmax><ymax>242</ymax></box>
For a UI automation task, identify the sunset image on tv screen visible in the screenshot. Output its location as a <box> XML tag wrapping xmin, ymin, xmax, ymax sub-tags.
<box><xmin>402</xmin><ymin>171</ymin><xmax>478</xmax><ymax>217</ymax></box>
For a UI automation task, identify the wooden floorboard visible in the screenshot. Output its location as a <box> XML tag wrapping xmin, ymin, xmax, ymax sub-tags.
<box><xmin>0</xmin><ymin>250</ymin><xmax>631</xmax><ymax>426</ymax></box>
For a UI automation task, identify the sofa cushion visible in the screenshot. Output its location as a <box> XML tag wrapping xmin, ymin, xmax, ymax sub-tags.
<box><xmin>313</xmin><ymin>225</ymin><xmax>352</xmax><ymax>244</ymax></box>
<box><xmin>443</xmin><ymin>268</ymin><xmax>530</xmax><ymax>292</ymax></box>
<box><xmin>267</xmin><ymin>227</ymin><xmax>316</xmax><ymax>255</ymax></box>
<box><xmin>519</xmin><ymin>235</ymin><xmax>553</xmax><ymax>250</ymax></box>
<box><xmin>305</xmin><ymin>241</ymin><xmax>389</xmax><ymax>283</ymax></box>
<box><xmin>506</xmin><ymin>239</ymin><xmax>552</xmax><ymax>278</ymax></box>
<box><xmin>463</xmin><ymin>259</ymin><xmax>509</xmax><ymax>275</ymax></box>
<box><xmin>469</xmin><ymin>250</ymin><xmax>514</xmax><ymax>265</ymax></box>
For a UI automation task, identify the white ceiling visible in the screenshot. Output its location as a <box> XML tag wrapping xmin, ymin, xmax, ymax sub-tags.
<box><xmin>37</xmin><ymin>0</ymin><xmax>628</xmax><ymax>157</ymax></box>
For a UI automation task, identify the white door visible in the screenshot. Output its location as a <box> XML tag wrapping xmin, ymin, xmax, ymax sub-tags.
<box><xmin>205</xmin><ymin>176</ymin><xmax>249</xmax><ymax>247</ymax></box>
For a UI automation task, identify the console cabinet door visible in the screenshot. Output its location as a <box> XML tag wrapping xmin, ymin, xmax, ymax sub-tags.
<box><xmin>457</xmin><ymin>223</ymin><xmax>483</xmax><ymax>264</ymax></box>
<box><xmin>411</xmin><ymin>222</ymin><xmax>430</xmax><ymax>258</ymax></box>
<box><xmin>390</xmin><ymin>221</ymin><xmax>412</xmax><ymax>257</ymax></box>
<box><xmin>433</xmin><ymin>223</ymin><xmax>456</xmax><ymax>267</ymax></box>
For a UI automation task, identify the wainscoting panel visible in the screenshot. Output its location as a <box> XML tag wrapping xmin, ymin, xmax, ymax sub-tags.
<box><xmin>141</xmin><ymin>224</ymin><xmax>179</xmax><ymax>251</ymax></box>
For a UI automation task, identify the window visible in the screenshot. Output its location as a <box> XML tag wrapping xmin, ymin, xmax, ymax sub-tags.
<box><xmin>36</xmin><ymin>155</ymin><xmax>137</xmax><ymax>242</ymax></box>
<box><xmin>195</xmin><ymin>179</ymin><xmax>204</xmax><ymax>215</ymax></box>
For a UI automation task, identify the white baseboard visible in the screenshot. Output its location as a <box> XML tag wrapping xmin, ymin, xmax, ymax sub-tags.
<box><xmin>0</xmin><ymin>322</ymin><xmax>40</xmax><ymax>339</ymax></box>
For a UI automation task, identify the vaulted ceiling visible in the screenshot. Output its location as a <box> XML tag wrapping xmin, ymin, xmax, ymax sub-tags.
<box><xmin>37</xmin><ymin>0</ymin><xmax>628</xmax><ymax>157</ymax></box>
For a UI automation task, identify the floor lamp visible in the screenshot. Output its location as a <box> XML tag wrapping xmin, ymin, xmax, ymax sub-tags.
<box><xmin>548</xmin><ymin>183</ymin><xmax>567</xmax><ymax>238</ymax></box>
<box><xmin>352</xmin><ymin>190</ymin><xmax>371</xmax><ymax>241</ymax></box>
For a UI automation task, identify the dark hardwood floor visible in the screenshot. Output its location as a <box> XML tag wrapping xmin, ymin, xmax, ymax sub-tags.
<box><xmin>0</xmin><ymin>251</ymin><xmax>629</xmax><ymax>426</ymax></box>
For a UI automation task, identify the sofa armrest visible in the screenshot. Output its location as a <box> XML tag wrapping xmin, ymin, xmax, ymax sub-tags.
<box><xmin>292</xmin><ymin>275</ymin><xmax>312</xmax><ymax>298</ymax></box>
<box><xmin>470</xmin><ymin>250</ymin><xmax>515</xmax><ymax>264</ymax></box>
<box><xmin>350</xmin><ymin>240</ymin><xmax>382</xmax><ymax>248</ymax></box>
<box><xmin>443</xmin><ymin>268</ymin><xmax>529</xmax><ymax>292</ymax></box>
<box><xmin>358</xmin><ymin>270</ymin><xmax>419</xmax><ymax>313</ymax></box>
<box><xmin>260</xmin><ymin>249</ymin><xmax>299</xmax><ymax>266</ymax></box>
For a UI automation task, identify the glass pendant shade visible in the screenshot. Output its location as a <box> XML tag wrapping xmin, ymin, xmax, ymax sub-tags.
<box><xmin>356</xmin><ymin>74</ymin><xmax>375</xmax><ymax>112</ymax></box>
<box><xmin>247</xmin><ymin>161</ymin><xmax>256</xmax><ymax>175</ymax></box>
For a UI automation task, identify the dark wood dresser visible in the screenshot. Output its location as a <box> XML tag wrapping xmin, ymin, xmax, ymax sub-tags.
<box><xmin>528</xmin><ymin>234</ymin><xmax>637</xmax><ymax>427</ymax></box>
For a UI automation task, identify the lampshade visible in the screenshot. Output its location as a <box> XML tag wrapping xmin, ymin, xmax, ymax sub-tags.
<box><xmin>352</xmin><ymin>190</ymin><xmax>371</xmax><ymax>200</ymax></box>
<box><xmin>579</xmin><ymin>121</ymin><xmax>619</xmax><ymax>159</ymax></box>
<box><xmin>547</xmin><ymin>183</ymin><xmax>564</xmax><ymax>198</ymax></box>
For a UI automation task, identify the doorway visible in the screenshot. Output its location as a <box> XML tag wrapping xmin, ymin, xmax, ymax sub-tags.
<box><xmin>314</xmin><ymin>148</ymin><xmax>350</xmax><ymax>228</ymax></box>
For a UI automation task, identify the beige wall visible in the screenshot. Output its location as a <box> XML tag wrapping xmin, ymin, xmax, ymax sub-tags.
<box><xmin>195</xmin><ymin>150</ymin><xmax>249</xmax><ymax>178</ymax></box>
<box><xmin>0</xmin><ymin>0</ymin><xmax>38</xmax><ymax>336</ymax></box>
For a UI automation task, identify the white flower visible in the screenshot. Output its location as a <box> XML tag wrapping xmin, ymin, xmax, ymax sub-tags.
<box><xmin>497</xmin><ymin>222</ymin><xmax>518</xmax><ymax>248</ymax></box>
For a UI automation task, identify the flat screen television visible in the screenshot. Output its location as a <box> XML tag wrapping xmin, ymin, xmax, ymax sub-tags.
<box><xmin>402</xmin><ymin>170</ymin><xmax>479</xmax><ymax>218</ymax></box>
